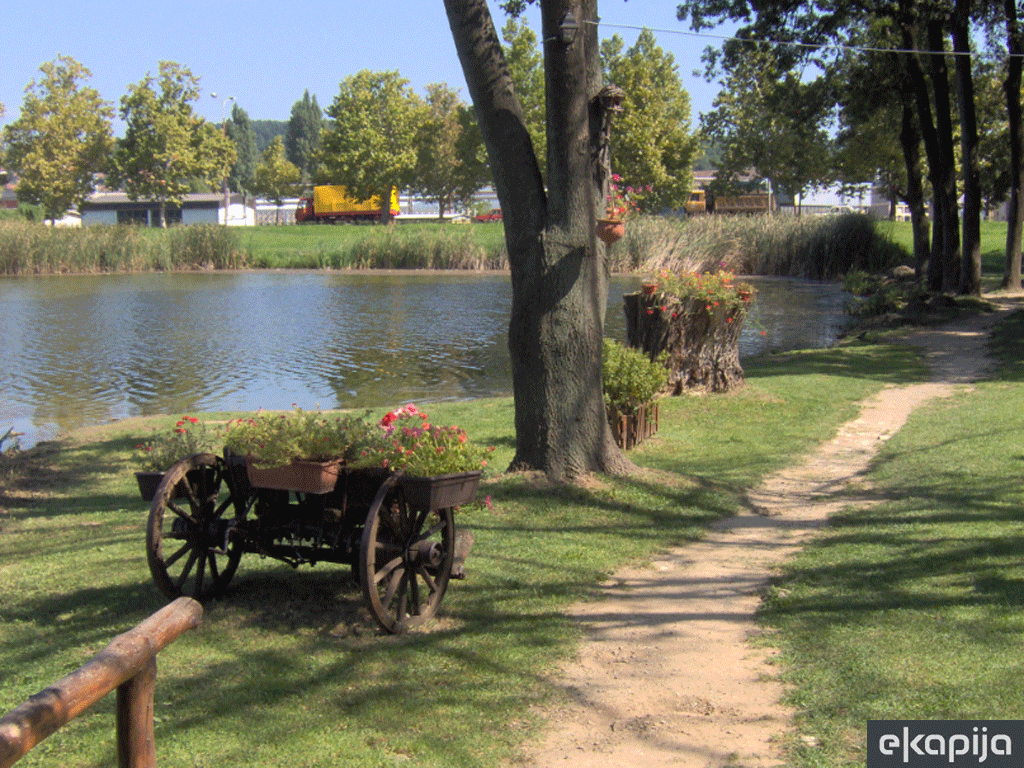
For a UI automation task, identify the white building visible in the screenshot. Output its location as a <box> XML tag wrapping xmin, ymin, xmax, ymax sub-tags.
<box><xmin>80</xmin><ymin>192</ymin><xmax>255</xmax><ymax>227</ymax></box>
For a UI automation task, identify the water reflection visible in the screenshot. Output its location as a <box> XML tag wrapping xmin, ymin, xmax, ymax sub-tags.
<box><xmin>0</xmin><ymin>272</ymin><xmax>849</xmax><ymax>447</ymax></box>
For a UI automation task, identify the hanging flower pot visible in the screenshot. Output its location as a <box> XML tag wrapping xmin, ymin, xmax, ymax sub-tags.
<box><xmin>596</xmin><ymin>218</ymin><xmax>625</xmax><ymax>245</ymax></box>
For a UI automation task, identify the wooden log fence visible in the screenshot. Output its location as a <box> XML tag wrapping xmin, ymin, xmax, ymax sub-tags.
<box><xmin>0</xmin><ymin>597</ymin><xmax>203</xmax><ymax>768</ymax></box>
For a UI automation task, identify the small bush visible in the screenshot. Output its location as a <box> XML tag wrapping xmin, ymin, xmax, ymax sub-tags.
<box><xmin>602</xmin><ymin>339</ymin><xmax>668</xmax><ymax>414</ymax></box>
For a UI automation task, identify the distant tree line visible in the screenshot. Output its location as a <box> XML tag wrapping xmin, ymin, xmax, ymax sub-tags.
<box><xmin>0</xmin><ymin>19</ymin><xmax>703</xmax><ymax>226</ymax></box>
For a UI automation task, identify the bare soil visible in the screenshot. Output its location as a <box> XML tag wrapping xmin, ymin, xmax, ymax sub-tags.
<box><xmin>514</xmin><ymin>295</ymin><xmax>1024</xmax><ymax>768</ymax></box>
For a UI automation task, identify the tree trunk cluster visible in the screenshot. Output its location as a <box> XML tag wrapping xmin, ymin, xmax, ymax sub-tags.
<box><xmin>623</xmin><ymin>291</ymin><xmax>745</xmax><ymax>394</ymax></box>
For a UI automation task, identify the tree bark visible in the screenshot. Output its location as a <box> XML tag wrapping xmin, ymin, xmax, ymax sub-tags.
<box><xmin>1004</xmin><ymin>0</ymin><xmax>1024</xmax><ymax>290</ymax></box>
<box><xmin>927</xmin><ymin>18</ymin><xmax>961</xmax><ymax>293</ymax></box>
<box><xmin>896</xmin><ymin>55</ymin><xmax>930</xmax><ymax>278</ymax></box>
<box><xmin>623</xmin><ymin>292</ymin><xmax>745</xmax><ymax>394</ymax></box>
<box><xmin>444</xmin><ymin>0</ymin><xmax>631</xmax><ymax>480</ymax></box>
<box><xmin>898</xmin><ymin>3</ymin><xmax>957</xmax><ymax>294</ymax></box>
<box><xmin>953</xmin><ymin>0</ymin><xmax>981</xmax><ymax>296</ymax></box>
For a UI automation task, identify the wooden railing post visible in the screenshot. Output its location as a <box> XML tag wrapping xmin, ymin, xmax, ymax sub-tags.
<box><xmin>0</xmin><ymin>597</ymin><xmax>202</xmax><ymax>768</ymax></box>
<box><xmin>116</xmin><ymin>655</ymin><xmax>158</xmax><ymax>768</ymax></box>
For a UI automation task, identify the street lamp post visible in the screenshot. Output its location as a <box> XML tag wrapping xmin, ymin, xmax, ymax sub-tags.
<box><xmin>211</xmin><ymin>93</ymin><xmax>234</xmax><ymax>225</ymax></box>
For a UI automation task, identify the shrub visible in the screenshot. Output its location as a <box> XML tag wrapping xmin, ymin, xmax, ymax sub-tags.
<box><xmin>602</xmin><ymin>339</ymin><xmax>668</xmax><ymax>415</ymax></box>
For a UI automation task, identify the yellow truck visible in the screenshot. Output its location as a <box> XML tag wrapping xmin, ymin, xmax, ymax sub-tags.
<box><xmin>296</xmin><ymin>186</ymin><xmax>400</xmax><ymax>223</ymax></box>
<box><xmin>684</xmin><ymin>189</ymin><xmax>774</xmax><ymax>215</ymax></box>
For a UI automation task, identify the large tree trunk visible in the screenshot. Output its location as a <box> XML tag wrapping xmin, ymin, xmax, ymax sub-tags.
<box><xmin>898</xmin><ymin>3</ymin><xmax>947</xmax><ymax>293</ymax></box>
<box><xmin>953</xmin><ymin>0</ymin><xmax>981</xmax><ymax>296</ymax></box>
<box><xmin>1004</xmin><ymin>0</ymin><xmax>1024</xmax><ymax>290</ymax></box>
<box><xmin>897</xmin><ymin>56</ymin><xmax>930</xmax><ymax>277</ymax></box>
<box><xmin>444</xmin><ymin>0</ymin><xmax>630</xmax><ymax>480</ymax></box>
<box><xmin>927</xmin><ymin>19</ymin><xmax>961</xmax><ymax>293</ymax></box>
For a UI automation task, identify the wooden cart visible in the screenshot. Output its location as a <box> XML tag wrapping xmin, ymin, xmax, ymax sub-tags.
<box><xmin>143</xmin><ymin>453</ymin><xmax>479</xmax><ymax>634</ymax></box>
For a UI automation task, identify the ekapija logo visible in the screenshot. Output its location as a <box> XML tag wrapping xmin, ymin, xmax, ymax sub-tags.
<box><xmin>867</xmin><ymin>721</ymin><xmax>1021</xmax><ymax>767</ymax></box>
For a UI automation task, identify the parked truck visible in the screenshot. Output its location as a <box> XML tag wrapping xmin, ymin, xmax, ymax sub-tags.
<box><xmin>296</xmin><ymin>186</ymin><xmax>400</xmax><ymax>223</ymax></box>
<box><xmin>684</xmin><ymin>189</ymin><xmax>774</xmax><ymax>215</ymax></box>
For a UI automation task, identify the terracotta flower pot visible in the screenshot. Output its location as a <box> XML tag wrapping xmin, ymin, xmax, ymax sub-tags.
<box><xmin>596</xmin><ymin>218</ymin><xmax>625</xmax><ymax>245</ymax></box>
<box><xmin>641</xmin><ymin>282</ymin><xmax>658</xmax><ymax>296</ymax></box>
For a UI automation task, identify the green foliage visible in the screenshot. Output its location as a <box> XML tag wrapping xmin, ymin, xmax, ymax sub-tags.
<box><xmin>602</xmin><ymin>339</ymin><xmax>669</xmax><ymax>415</ymax></box>
<box><xmin>252</xmin><ymin>136</ymin><xmax>301</xmax><ymax>219</ymax></box>
<box><xmin>111</xmin><ymin>61</ymin><xmax>236</xmax><ymax>224</ymax></box>
<box><xmin>357</xmin><ymin>404</ymin><xmax>496</xmax><ymax>475</ymax></box>
<box><xmin>1</xmin><ymin>55</ymin><xmax>114</xmax><ymax>221</ymax></box>
<box><xmin>134</xmin><ymin>416</ymin><xmax>218</xmax><ymax>471</ymax></box>
<box><xmin>411</xmin><ymin>84</ymin><xmax>488</xmax><ymax>216</ymax></box>
<box><xmin>320</xmin><ymin>71</ymin><xmax>419</xmax><ymax>208</ymax></box>
<box><xmin>285</xmin><ymin>90</ymin><xmax>322</xmax><ymax>182</ymax></box>
<box><xmin>701</xmin><ymin>46</ymin><xmax>834</xmax><ymax>201</ymax></box>
<box><xmin>224</xmin><ymin>407</ymin><xmax>376</xmax><ymax>467</ymax></box>
<box><xmin>226</xmin><ymin>103</ymin><xmax>259</xmax><ymax>194</ymax></box>
<box><xmin>601</xmin><ymin>30</ymin><xmax>700</xmax><ymax>212</ymax></box>
<box><xmin>655</xmin><ymin>268</ymin><xmax>756</xmax><ymax>315</ymax></box>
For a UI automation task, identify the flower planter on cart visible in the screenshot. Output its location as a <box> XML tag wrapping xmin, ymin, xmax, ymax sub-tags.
<box><xmin>143</xmin><ymin>453</ymin><xmax>480</xmax><ymax>634</ymax></box>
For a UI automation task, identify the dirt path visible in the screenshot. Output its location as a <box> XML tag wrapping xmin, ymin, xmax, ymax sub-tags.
<box><xmin>517</xmin><ymin>296</ymin><xmax>1023</xmax><ymax>768</ymax></box>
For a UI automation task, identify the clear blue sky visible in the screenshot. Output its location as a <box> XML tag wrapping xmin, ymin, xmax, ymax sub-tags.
<box><xmin>1</xmin><ymin>1</ymin><xmax>730</xmax><ymax>134</ymax></box>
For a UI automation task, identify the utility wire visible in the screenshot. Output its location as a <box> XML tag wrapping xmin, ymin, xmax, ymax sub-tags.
<box><xmin>585</xmin><ymin>19</ymin><xmax>1010</xmax><ymax>60</ymax></box>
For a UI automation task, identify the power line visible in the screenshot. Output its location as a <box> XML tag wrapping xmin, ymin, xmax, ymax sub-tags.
<box><xmin>586</xmin><ymin>19</ymin><xmax>1009</xmax><ymax>60</ymax></box>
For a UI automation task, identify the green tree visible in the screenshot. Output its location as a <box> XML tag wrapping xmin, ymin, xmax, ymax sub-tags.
<box><xmin>111</xmin><ymin>61</ymin><xmax>236</xmax><ymax>227</ymax></box>
<box><xmin>411</xmin><ymin>83</ymin><xmax>489</xmax><ymax>218</ymax></box>
<box><xmin>601</xmin><ymin>29</ymin><xmax>700</xmax><ymax>212</ymax></box>
<box><xmin>226</xmin><ymin>103</ymin><xmax>258</xmax><ymax>194</ymax></box>
<box><xmin>320</xmin><ymin>70</ymin><xmax>420</xmax><ymax>223</ymax></box>
<box><xmin>253</xmin><ymin>136</ymin><xmax>301</xmax><ymax>225</ymax></box>
<box><xmin>699</xmin><ymin>45</ymin><xmax>834</xmax><ymax>212</ymax></box>
<box><xmin>1</xmin><ymin>55</ymin><xmax>114</xmax><ymax>223</ymax></box>
<box><xmin>285</xmin><ymin>90</ymin><xmax>322</xmax><ymax>182</ymax></box>
<box><xmin>502</xmin><ymin>18</ymin><xmax>546</xmax><ymax>179</ymax></box>
<box><xmin>446</xmin><ymin>0</ymin><xmax>631</xmax><ymax>479</ymax></box>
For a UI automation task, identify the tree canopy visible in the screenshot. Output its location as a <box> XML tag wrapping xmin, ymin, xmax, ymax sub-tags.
<box><xmin>253</xmin><ymin>135</ymin><xmax>301</xmax><ymax>224</ymax></box>
<box><xmin>226</xmin><ymin>103</ymin><xmax>258</xmax><ymax>194</ymax></box>
<box><xmin>1</xmin><ymin>55</ymin><xmax>114</xmax><ymax>222</ymax></box>
<box><xmin>319</xmin><ymin>70</ymin><xmax>420</xmax><ymax>219</ymax></box>
<box><xmin>601</xmin><ymin>29</ymin><xmax>700</xmax><ymax>212</ymax></box>
<box><xmin>285</xmin><ymin>90</ymin><xmax>322</xmax><ymax>182</ymax></box>
<box><xmin>111</xmin><ymin>61</ymin><xmax>235</xmax><ymax>227</ymax></box>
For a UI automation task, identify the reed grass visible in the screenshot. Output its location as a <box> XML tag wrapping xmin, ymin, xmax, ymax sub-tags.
<box><xmin>1</xmin><ymin>212</ymin><xmax>906</xmax><ymax>278</ymax></box>
<box><xmin>615</xmin><ymin>213</ymin><xmax>907</xmax><ymax>279</ymax></box>
<box><xmin>0</xmin><ymin>221</ymin><xmax>244</xmax><ymax>274</ymax></box>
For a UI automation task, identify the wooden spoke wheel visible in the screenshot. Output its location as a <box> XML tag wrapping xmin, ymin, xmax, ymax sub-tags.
<box><xmin>360</xmin><ymin>475</ymin><xmax>455</xmax><ymax>633</ymax></box>
<box><xmin>146</xmin><ymin>453</ymin><xmax>244</xmax><ymax>601</ymax></box>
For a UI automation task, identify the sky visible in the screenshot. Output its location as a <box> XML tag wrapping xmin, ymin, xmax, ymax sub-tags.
<box><xmin>0</xmin><ymin>1</ymin><xmax>733</xmax><ymax>135</ymax></box>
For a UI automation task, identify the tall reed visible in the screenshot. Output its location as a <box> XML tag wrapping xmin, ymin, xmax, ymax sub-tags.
<box><xmin>613</xmin><ymin>213</ymin><xmax>906</xmax><ymax>278</ymax></box>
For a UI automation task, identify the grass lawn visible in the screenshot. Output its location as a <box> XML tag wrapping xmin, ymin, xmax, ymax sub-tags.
<box><xmin>876</xmin><ymin>219</ymin><xmax>1010</xmax><ymax>288</ymax></box>
<box><xmin>0</xmin><ymin>337</ymin><xmax>927</xmax><ymax>767</ymax></box>
<box><xmin>762</xmin><ymin>308</ymin><xmax>1024</xmax><ymax>766</ymax></box>
<box><xmin>236</xmin><ymin>222</ymin><xmax>507</xmax><ymax>269</ymax></box>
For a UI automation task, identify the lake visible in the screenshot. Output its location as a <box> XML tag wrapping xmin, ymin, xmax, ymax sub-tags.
<box><xmin>0</xmin><ymin>272</ymin><xmax>850</xmax><ymax>448</ymax></box>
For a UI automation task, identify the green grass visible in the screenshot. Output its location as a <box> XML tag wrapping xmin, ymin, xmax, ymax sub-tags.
<box><xmin>761</xmin><ymin>308</ymin><xmax>1024</xmax><ymax>767</ymax></box>
<box><xmin>876</xmin><ymin>219</ymin><xmax>1010</xmax><ymax>286</ymax></box>
<box><xmin>0</xmin><ymin>340</ymin><xmax>923</xmax><ymax>767</ymax></box>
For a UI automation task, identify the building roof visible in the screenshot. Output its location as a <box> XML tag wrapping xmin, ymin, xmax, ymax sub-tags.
<box><xmin>82</xmin><ymin>192</ymin><xmax>249</xmax><ymax>210</ymax></box>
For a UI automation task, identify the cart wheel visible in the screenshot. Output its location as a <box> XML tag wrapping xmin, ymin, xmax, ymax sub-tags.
<box><xmin>147</xmin><ymin>453</ymin><xmax>244</xmax><ymax>601</ymax></box>
<box><xmin>360</xmin><ymin>476</ymin><xmax>455</xmax><ymax>633</ymax></box>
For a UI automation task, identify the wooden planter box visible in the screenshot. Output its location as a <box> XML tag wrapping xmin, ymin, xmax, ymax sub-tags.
<box><xmin>607</xmin><ymin>402</ymin><xmax>659</xmax><ymax>450</ymax></box>
<box><xmin>246</xmin><ymin>459</ymin><xmax>343</xmax><ymax>495</ymax></box>
<box><xmin>400</xmin><ymin>471</ymin><xmax>482</xmax><ymax>511</ymax></box>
